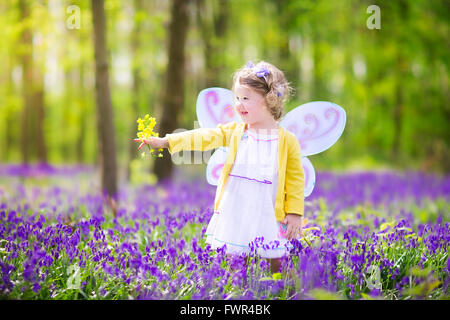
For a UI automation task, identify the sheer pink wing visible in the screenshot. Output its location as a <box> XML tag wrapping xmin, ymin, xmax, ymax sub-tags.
<box><xmin>302</xmin><ymin>156</ymin><xmax>316</xmax><ymax>197</ymax></box>
<box><xmin>196</xmin><ymin>87</ymin><xmax>239</xmax><ymax>186</ymax></box>
<box><xmin>280</xmin><ymin>101</ymin><xmax>346</xmax><ymax>156</ymax></box>
<box><xmin>206</xmin><ymin>146</ymin><xmax>228</xmax><ymax>186</ymax></box>
<box><xmin>196</xmin><ymin>87</ymin><xmax>241</xmax><ymax>128</ymax></box>
<box><xmin>281</xmin><ymin>101</ymin><xmax>346</xmax><ymax>197</ymax></box>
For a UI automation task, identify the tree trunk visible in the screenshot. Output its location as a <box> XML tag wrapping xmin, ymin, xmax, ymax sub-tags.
<box><xmin>196</xmin><ymin>0</ymin><xmax>229</xmax><ymax>87</ymax></box>
<box><xmin>34</xmin><ymin>81</ymin><xmax>47</xmax><ymax>163</ymax></box>
<box><xmin>36</xmin><ymin>4</ymin><xmax>48</xmax><ymax>163</ymax></box>
<box><xmin>5</xmin><ymin>52</ymin><xmax>15</xmax><ymax>161</ymax></box>
<box><xmin>392</xmin><ymin>0</ymin><xmax>409</xmax><ymax>159</ymax></box>
<box><xmin>154</xmin><ymin>0</ymin><xmax>190</xmax><ymax>181</ymax></box>
<box><xmin>274</xmin><ymin>0</ymin><xmax>300</xmax><ymax>91</ymax></box>
<box><xmin>76</xmin><ymin>62</ymin><xmax>87</xmax><ymax>163</ymax></box>
<box><xmin>19</xmin><ymin>0</ymin><xmax>33</xmax><ymax>164</ymax></box>
<box><xmin>18</xmin><ymin>0</ymin><xmax>47</xmax><ymax>164</ymax></box>
<box><xmin>127</xmin><ymin>0</ymin><xmax>144</xmax><ymax>181</ymax></box>
<box><xmin>91</xmin><ymin>0</ymin><xmax>118</xmax><ymax>199</ymax></box>
<box><xmin>311</xmin><ymin>28</ymin><xmax>326</xmax><ymax>100</ymax></box>
<box><xmin>392</xmin><ymin>55</ymin><xmax>405</xmax><ymax>158</ymax></box>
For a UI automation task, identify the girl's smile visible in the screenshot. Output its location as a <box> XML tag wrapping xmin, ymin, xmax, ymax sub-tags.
<box><xmin>234</xmin><ymin>84</ymin><xmax>277</xmax><ymax>130</ymax></box>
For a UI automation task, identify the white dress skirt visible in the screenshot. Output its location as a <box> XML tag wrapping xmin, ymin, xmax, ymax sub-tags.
<box><xmin>205</xmin><ymin>129</ymin><xmax>292</xmax><ymax>258</ymax></box>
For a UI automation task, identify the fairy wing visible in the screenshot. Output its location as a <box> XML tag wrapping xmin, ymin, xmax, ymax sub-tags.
<box><xmin>280</xmin><ymin>101</ymin><xmax>346</xmax><ymax>156</ymax></box>
<box><xmin>196</xmin><ymin>87</ymin><xmax>240</xmax><ymax>186</ymax></box>
<box><xmin>280</xmin><ymin>101</ymin><xmax>346</xmax><ymax>197</ymax></box>
<box><xmin>205</xmin><ymin>146</ymin><xmax>228</xmax><ymax>185</ymax></box>
<box><xmin>302</xmin><ymin>156</ymin><xmax>315</xmax><ymax>197</ymax></box>
<box><xmin>196</xmin><ymin>87</ymin><xmax>241</xmax><ymax>128</ymax></box>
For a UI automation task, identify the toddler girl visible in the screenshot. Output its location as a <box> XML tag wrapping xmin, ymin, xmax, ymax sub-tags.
<box><xmin>138</xmin><ymin>61</ymin><xmax>305</xmax><ymax>273</ymax></box>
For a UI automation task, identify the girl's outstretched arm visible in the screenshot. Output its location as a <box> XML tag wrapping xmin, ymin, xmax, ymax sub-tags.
<box><xmin>165</xmin><ymin>122</ymin><xmax>239</xmax><ymax>154</ymax></box>
<box><xmin>134</xmin><ymin>121</ymin><xmax>239</xmax><ymax>154</ymax></box>
<box><xmin>134</xmin><ymin>137</ymin><xmax>168</xmax><ymax>150</ymax></box>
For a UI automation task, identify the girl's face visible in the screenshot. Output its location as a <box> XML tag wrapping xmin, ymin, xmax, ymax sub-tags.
<box><xmin>234</xmin><ymin>84</ymin><xmax>275</xmax><ymax>128</ymax></box>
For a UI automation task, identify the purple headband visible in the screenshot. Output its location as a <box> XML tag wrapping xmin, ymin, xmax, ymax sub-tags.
<box><xmin>246</xmin><ymin>61</ymin><xmax>268</xmax><ymax>79</ymax></box>
<box><xmin>246</xmin><ymin>61</ymin><xmax>282</xmax><ymax>97</ymax></box>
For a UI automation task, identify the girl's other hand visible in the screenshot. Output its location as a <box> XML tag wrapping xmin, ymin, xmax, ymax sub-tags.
<box><xmin>282</xmin><ymin>214</ymin><xmax>303</xmax><ymax>240</ymax></box>
<box><xmin>133</xmin><ymin>137</ymin><xmax>168</xmax><ymax>150</ymax></box>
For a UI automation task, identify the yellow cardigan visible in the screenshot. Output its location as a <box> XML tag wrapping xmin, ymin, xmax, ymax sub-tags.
<box><xmin>166</xmin><ymin>121</ymin><xmax>305</xmax><ymax>221</ymax></box>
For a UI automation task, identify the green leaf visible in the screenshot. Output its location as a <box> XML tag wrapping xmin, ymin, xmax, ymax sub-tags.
<box><xmin>409</xmin><ymin>266</ymin><xmax>433</xmax><ymax>277</ymax></box>
<box><xmin>258</xmin><ymin>277</ymin><xmax>273</xmax><ymax>282</ymax></box>
<box><xmin>380</xmin><ymin>220</ymin><xmax>396</xmax><ymax>231</ymax></box>
<box><xmin>272</xmin><ymin>273</ymin><xmax>282</xmax><ymax>280</ymax></box>
<box><xmin>361</xmin><ymin>293</ymin><xmax>373</xmax><ymax>300</ymax></box>
<box><xmin>308</xmin><ymin>288</ymin><xmax>343</xmax><ymax>300</ymax></box>
<box><xmin>426</xmin><ymin>280</ymin><xmax>441</xmax><ymax>294</ymax></box>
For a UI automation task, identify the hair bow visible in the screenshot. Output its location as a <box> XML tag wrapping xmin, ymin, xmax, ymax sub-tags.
<box><xmin>245</xmin><ymin>61</ymin><xmax>282</xmax><ymax>97</ymax></box>
<box><xmin>255</xmin><ymin>67</ymin><xmax>269</xmax><ymax>79</ymax></box>
<box><xmin>246</xmin><ymin>61</ymin><xmax>269</xmax><ymax>78</ymax></box>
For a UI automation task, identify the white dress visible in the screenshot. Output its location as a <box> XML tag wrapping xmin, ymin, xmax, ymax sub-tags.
<box><xmin>205</xmin><ymin>129</ymin><xmax>291</xmax><ymax>258</ymax></box>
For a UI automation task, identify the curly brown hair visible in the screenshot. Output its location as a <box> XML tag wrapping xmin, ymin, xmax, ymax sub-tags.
<box><xmin>232</xmin><ymin>61</ymin><xmax>292</xmax><ymax>121</ymax></box>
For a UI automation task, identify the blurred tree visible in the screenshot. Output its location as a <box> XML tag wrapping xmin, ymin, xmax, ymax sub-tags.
<box><xmin>126</xmin><ymin>0</ymin><xmax>144</xmax><ymax>181</ymax></box>
<box><xmin>18</xmin><ymin>0</ymin><xmax>33</xmax><ymax>164</ymax></box>
<box><xmin>18</xmin><ymin>0</ymin><xmax>47</xmax><ymax>164</ymax></box>
<box><xmin>271</xmin><ymin>0</ymin><xmax>301</xmax><ymax>91</ymax></box>
<box><xmin>76</xmin><ymin>62</ymin><xmax>87</xmax><ymax>163</ymax></box>
<box><xmin>391</xmin><ymin>0</ymin><xmax>410</xmax><ymax>159</ymax></box>
<box><xmin>1</xmin><ymin>0</ymin><xmax>17</xmax><ymax>161</ymax></box>
<box><xmin>195</xmin><ymin>0</ymin><xmax>230</xmax><ymax>87</ymax></box>
<box><xmin>0</xmin><ymin>0</ymin><xmax>448</xmax><ymax>173</ymax></box>
<box><xmin>154</xmin><ymin>0</ymin><xmax>191</xmax><ymax>180</ymax></box>
<box><xmin>91</xmin><ymin>0</ymin><xmax>118</xmax><ymax>199</ymax></box>
<box><xmin>4</xmin><ymin>55</ymin><xmax>15</xmax><ymax>159</ymax></box>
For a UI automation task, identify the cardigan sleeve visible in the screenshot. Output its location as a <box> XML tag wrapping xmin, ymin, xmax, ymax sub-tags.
<box><xmin>166</xmin><ymin>121</ymin><xmax>238</xmax><ymax>154</ymax></box>
<box><xmin>284</xmin><ymin>132</ymin><xmax>305</xmax><ymax>216</ymax></box>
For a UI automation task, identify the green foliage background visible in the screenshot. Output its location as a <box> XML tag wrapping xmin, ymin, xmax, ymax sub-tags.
<box><xmin>0</xmin><ymin>0</ymin><xmax>448</xmax><ymax>175</ymax></box>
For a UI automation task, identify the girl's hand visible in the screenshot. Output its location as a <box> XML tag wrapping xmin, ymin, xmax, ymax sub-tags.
<box><xmin>134</xmin><ymin>137</ymin><xmax>168</xmax><ymax>150</ymax></box>
<box><xmin>282</xmin><ymin>214</ymin><xmax>303</xmax><ymax>240</ymax></box>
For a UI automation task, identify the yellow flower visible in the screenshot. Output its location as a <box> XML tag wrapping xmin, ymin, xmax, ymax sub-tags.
<box><xmin>136</xmin><ymin>114</ymin><xmax>163</xmax><ymax>158</ymax></box>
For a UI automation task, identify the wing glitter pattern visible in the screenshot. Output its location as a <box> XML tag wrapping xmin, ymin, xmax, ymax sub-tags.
<box><xmin>196</xmin><ymin>87</ymin><xmax>241</xmax><ymax>128</ymax></box>
<box><xmin>280</xmin><ymin>101</ymin><xmax>346</xmax><ymax>157</ymax></box>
